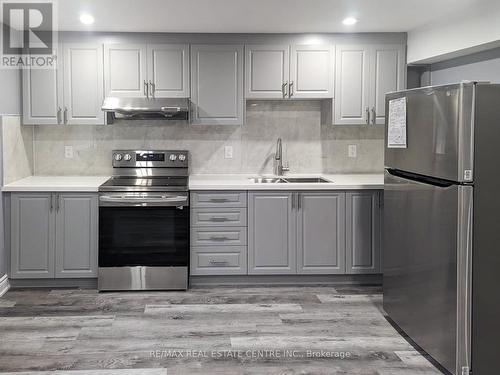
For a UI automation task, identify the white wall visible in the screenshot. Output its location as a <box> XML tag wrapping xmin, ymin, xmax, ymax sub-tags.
<box><xmin>407</xmin><ymin>0</ymin><xmax>500</xmax><ymax>64</ymax></box>
<box><xmin>430</xmin><ymin>47</ymin><xmax>500</xmax><ymax>85</ymax></box>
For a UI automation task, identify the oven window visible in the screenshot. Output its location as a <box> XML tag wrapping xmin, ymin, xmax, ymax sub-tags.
<box><xmin>99</xmin><ymin>206</ymin><xmax>189</xmax><ymax>267</ymax></box>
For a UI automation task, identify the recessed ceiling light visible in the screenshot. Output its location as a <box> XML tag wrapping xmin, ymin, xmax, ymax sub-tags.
<box><xmin>342</xmin><ymin>17</ymin><xmax>357</xmax><ymax>26</ymax></box>
<box><xmin>79</xmin><ymin>13</ymin><xmax>95</xmax><ymax>25</ymax></box>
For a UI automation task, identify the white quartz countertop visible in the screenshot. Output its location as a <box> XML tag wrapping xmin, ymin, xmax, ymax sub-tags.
<box><xmin>2</xmin><ymin>176</ymin><xmax>110</xmax><ymax>192</ymax></box>
<box><xmin>189</xmin><ymin>174</ymin><xmax>384</xmax><ymax>190</ymax></box>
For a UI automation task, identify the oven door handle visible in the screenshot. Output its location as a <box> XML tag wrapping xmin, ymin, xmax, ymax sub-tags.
<box><xmin>99</xmin><ymin>195</ymin><xmax>188</xmax><ymax>207</ymax></box>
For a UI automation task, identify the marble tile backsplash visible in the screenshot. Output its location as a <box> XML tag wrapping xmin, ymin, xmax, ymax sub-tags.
<box><xmin>2</xmin><ymin>115</ymin><xmax>34</xmax><ymax>184</ymax></box>
<box><xmin>31</xmin><ymin>101</ymin><xmax>384</xmax><ymax>176</ymax></box>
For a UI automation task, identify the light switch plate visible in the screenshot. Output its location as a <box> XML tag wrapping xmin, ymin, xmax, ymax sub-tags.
<box><xmin>348</xmin><ymin>144</ymin><xmax>357</xmax><ymax>158</ymax></box>
<box><xmin>224</xmin><ymin>146</ymin><xmax>233</xmax><ymax>159</ymax></box>
<box><xmin>64</xmin><ymin>146</ymin><xmax>74</xmax><ymax>159</ymax></box>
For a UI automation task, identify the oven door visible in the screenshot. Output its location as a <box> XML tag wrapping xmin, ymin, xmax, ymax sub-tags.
<box><xmin>98</xmin><ymin>192</ymin><xmax>189</xmax><ymax>290</ymax></box>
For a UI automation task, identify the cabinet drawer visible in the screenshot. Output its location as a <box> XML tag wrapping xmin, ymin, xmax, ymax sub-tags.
<box><xmin>190</xmin><ymin>246</ymin><xmax>247</xmax><ymax>275</ymax></box>
<box><xmin>191</xmin><ymin>208</ymin><xmax>247</xmax><ymax>227</ymax></box>
<box><xmin>191</xmin><ymin>227</ymin><xmax>247</xmax><ymax>246</ymax></box>
<box><xmin>191</xmin><ymin>191</ymin><xmax>247</xmax><ymax>208</ymax></box>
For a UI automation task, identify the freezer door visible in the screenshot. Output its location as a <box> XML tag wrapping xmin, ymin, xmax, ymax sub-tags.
<box><xmin>383</xmin><ymin>169</ymin><xmax>471</xmax><ymax>375</ymax></box>
<box><xmin>384</xmin><ymin>83</ymin><xmax>474</xmax><ymax>182</ymax></box>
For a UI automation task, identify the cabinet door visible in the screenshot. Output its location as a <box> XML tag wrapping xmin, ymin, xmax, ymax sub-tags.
<box><xmin>63</xmin><ymin>43</ymin><xmax>105</xmax><ymax>125</ymax></box>
<box><xmin>55</xmin><ymin>194</ymin><xmax>98</xmax><ymax>278</ymax></box>
<box><xmin>248</xmin><ymin>192</ymin><xmax>296</xmax><ymax>274</ymax></box>
<box><xmin>104</xmin><ymin>44</ymin><xmax>147</xmax><ymax>97</ymax></box>
<box><xmin>245</xmin><ymin>45</ymin><xmax>289</xmax><ymax>99</ymax></box>
<box><xmin>369</xmin><ymin>45</ymin><xmax>406</xmax><ymax>125</ymax></box>
<box><xmin>147</xmin><ymin>44</ymin><xmax>190</xmax><ymax>98</ymax></box>
<box><xmin>22</xmin><ymin>64</ymin><xmax>62</xmax><ymax>125</ymax></box>
<box><xmin>10</xmin><ymin>194</ymin><xmax>55</xmax><ymax>278</ymax></box>
<box><xmin>346</xmin><ymin>191</ymin><xmax>381</xmax><ymax>274</ymax></box>
<box><xmin>297</xmin><ymin>192</ymin><xmax>345</xmax><ymax>274</ymax></box>
<box><xmin>334</xmin><ymin>45</ymin><xmax>370</xmax><ymax>125</ymax></box>
<box><xmin>290</xmin><ymin>45</ymin><xmax>334</xmax><ymax>99</ymax></box>
<box><xmin>190</xmin><ymin>44</ymin><xmax>244</xmax><ymax>125</ymax></box>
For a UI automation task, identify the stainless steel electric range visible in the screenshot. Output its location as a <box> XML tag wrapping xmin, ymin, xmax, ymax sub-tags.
<box><xmin>98</xmin><ymin>150</ymin><xmax>189</xmax><ymax>291</ymax></box>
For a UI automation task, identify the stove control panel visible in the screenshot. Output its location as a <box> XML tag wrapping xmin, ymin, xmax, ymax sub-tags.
<box><xmin>112</xmin><ymin>150</ymin><xmax>188</xmax><ymax>168</ymax></box>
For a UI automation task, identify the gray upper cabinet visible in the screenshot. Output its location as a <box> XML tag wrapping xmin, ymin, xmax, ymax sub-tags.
<box><xmin>245</xmin><ymin>45</ymin><xmax>289</xmax><ymax>99</ymax></box>
<box><xmin>297</xmin><ymin>192</ymin><xmax>345</xmax><ymax>274</ymax></box>
<box><xmin>22</xmin><ymin>66</ymin><xmax>62</xmax><ymax>125</ymax></box>
<box><xmin>334</xmin><ymin>45</ymin><xmax>371</xmax><ymax>125</ymax></box>
<box><xmin>290</xmin><ymin>45</ymin><xmax>334</xmax><ymax>99</ymax></box>
<box><xmin>190</xmin><ymin>44</ymin><xmax>244</xmax><ymax>125</ymax></box>
<box><xmin>334</xmin><ymin>44</ymin><xmax>405</xmax><ymax>125</ymax></box>
<box><xmin>248</xmin><ymin>192</ymin><xmax>296</xmax><ymax>274</ymax></box>
<box><xmin>10</xmin><ymin>193</ymin><xmax>98</xmax><ymax>279</ymax></box>
<box><xmin>55</xmin><ymin>194</ymin><xmax>98</xmax><ymax>278</ymax></box>
<box><xmin>63</xmin><ymin>43</ymin><xmax>105</xmax><ymax>125</ymax></box>
<box><xmin>23</xmin><ymin>43</ymin><xmax>104</xmax><ymax>125</ymax></box>
<box><xmin>147</xmin><ymin>44</ymin><xmax>190</xmax><ymax>98</ymax></box>
<box><xmin>104</xmin><ymin>44</ymin><xmax>148</xmax><ymax>98</ymax></box>
<box><xmin>10</xmin><ymin>194</ymin><xmax>55</xmax><ymax>278</ymax></box>
<box><xmin>346</xmin><ymin>191</ymin><xmax>381</xmax><ymax>274</ymax></box>
<box><xmin>369</xmin><ymin>44</ymin><xmax>406</xmax><ymax>125</ymax></box>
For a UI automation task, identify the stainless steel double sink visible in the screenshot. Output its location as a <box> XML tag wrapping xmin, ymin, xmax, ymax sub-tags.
<box><xmin>250</xmin><ymin>177</ymin><xmax>331</xmax><ymax>184</ymax></box>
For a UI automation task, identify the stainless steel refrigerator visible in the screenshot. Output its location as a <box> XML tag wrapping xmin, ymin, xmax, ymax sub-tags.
<box><xmin>384</xmin><ymin>82</ymin><xmax>500</xmax><ymax>375</ymax></box>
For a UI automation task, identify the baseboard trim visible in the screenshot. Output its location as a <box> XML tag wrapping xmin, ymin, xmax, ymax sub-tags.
<box><xmin>0</xmin><ymin>274</ymin><xmax>10</xmax><ymax>297</ymax></box>
<box><xmin>9</xmin><ymin>278</ymin><xmax>97</xmax><ymax>289</ymax></box>
<box><xmin>190</xmin><ymin>274</ymin><xmax>382</xmax><ymax>287</ymax></box>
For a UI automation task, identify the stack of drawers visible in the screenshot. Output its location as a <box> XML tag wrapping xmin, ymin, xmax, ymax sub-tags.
<box><xmin>190</xmin><ymin>191</ymin><xmax>248</xmax><ymax>275</ymax></box>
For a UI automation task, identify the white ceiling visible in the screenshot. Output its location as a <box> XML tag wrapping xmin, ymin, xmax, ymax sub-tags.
<box><xmin>57</xmin><ymin>0</ymin><xmax>485</xmax><ymax>33</ymax></box>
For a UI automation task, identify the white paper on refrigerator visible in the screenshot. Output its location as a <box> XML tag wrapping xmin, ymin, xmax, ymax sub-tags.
<box><xmin>387</xmin><ymin>97</ymin><xmax>407</xmax><ymax>148</ymax></box>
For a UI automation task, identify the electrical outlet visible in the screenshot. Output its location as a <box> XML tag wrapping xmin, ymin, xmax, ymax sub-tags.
<box><xmin>64</xmin><ymin>146</ymin><xmax>74</xmax><ymax>159</ymax></box>
<box><xmin>348</xmin><ymin>144</ymin><xmax>357</xmax><ymax>158</ymax></box>
<box><xmin>224</xmin><ymin>145</ymin><xmax>233</xmax><ymax>159</ymax></box>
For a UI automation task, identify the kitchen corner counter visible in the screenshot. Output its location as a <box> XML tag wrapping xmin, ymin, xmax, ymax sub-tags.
<box><xmin>2</xmin><ymin>176</ymin><xmax>110</xmax><ymax>192</ymax></box>
<box><xmin>189</xmin><ymin>174</ymin><xmax>384</xmax><ymax>190</ymax></box>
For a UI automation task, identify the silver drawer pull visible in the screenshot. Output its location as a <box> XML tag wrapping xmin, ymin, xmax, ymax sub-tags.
<box><xmin>209</xmin><ymin>236</ymin><xmax>230</xmax><ymax>241</ymax></box>
<box><xmin>210</xmin><ymin>217</ymin><xmax>229</xmax><ymax>222</ymax></box>
<box><xmin>209</xmin><ymin>198</ymin><xmax>229</xmax><ymax>203</ymax></box>
<box><xmin>209</xmin><ymin>260</ymin><xmax>229</xmax><ymax>266</ymax></box>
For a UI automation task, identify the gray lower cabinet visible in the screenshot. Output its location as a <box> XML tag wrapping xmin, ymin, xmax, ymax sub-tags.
<box><xmin>10</xmin><ymin>192</ymin><xmax>98</xmax><ymax>279</ymax></box>
<box><xmin>248</xmin><ymin>192</ymin><xmax>296</xmax><ymax>274</ymax></box>
<box><xmin>55</xmin><ymin>194</ymin><xmax>98</xmax><ymax>278</ymax></box>
<box><xmin>345</xmin><ymin>191</ymin><xmax>381</xmax><ymax>274</ymax></box>
<box><xmin>10</xmin><ymin>194</ymin><xmax>55</xmax><ymax>278</ymax></box>
<box><xmin>297</xmin><ymin>192</ymin><xmax>345</xmax><ymax>274</ymax></box>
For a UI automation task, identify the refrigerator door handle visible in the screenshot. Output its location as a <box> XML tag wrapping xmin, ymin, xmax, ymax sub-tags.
<box><xmin>456</xmin><ymin>186</ymin><xmax>473</xmax><ymax>375</ymax></box>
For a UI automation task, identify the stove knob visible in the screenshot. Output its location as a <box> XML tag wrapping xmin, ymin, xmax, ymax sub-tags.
<box><xmin>123</xmin><ymin>153</ymin><xmax>132</xmax><ymax>161</ymax></box>
<box><xmin>178</xmin><ymin>154</ymin><xmax>186</xmax><ymax>161</ymax></box>
<box><xmin>169</xmin><ymin>154</ymin><xmax>177</xmax><ymax>161</ymax></box>
<box><xmin>114</xmin><ymin>153</ymin><xmax>123</xmax><ymax>161</ymax></box>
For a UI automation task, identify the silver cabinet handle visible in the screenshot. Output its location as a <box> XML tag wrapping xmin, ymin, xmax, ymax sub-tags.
<box><xmin>371</xmin><ymin>107</ymin><xmax>376</xmax><ymax>125</ymax></box>
<box><xmin>365</xmin><ymin>107</ymin><xmax>370</xmax><ymax>125</ymax></box>
<box><xmin>57</xmin><ymin>107</ymin><xmax>62</xmax><ymax>124</ymax></box>
<box><xmin>291</xmin><ymin>193</ymin><xmax>295</xmax><ymax>210</ymax></box>
<box><xmin>282</xmin><ymin>82</ymin><xmax>288</xmax><ymax>98</ymax></box>
<box><xmin>210</xmin><ymin>217</ymin><xmax>229</xmax><ymax>222</ymax></box>
<box><xmin>209</xmin><ymin>236</ymin><xmax>229</xmax><ymax>241</ymax></box>
<box><xmin>149</xmin><ymin>80</ymin><xmax>155</xmax><ymax>98</ymax></box>
<box><xmin>209</xmin><ymin>260</ymin><xmax>229</xmax><ymax>266</ymax></box>
<box><xmin>56</xmin><ymin>194</ymin><xmax>61</xmax><ymax>212</ymax></box>
<box><xmin>289</xmin><ymin>81</ymin><xmax>294</xmax><ymax>97</ymax></box>
<box><xmin>63</xmin><ymin>107</ymin><xmax>68</xmax><ymax>124</ymax></box>
<box><xmin>209</xmin><ymin>198</ymin><xmax>229</xmax><ymax>203</ymax></box>
<box><xmin>144</xmin><ymin>80</ymin><xmax>149</xmax><ymax>98</ymax></box>
<box><xmin>297</xmin><ymin>193</ymin><xmax>301</xmax><ymax>210</ymax></box>
<box><xmin>50</xmin><ymin>194</ymin><xmax>54</xmax><ymax>212</ymax></box>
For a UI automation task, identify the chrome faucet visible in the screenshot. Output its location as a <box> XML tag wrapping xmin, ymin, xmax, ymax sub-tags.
<box><xmin>275</xmin><ymin>138</ymin><xmax>290</xmax><ymax>176</ymax></box>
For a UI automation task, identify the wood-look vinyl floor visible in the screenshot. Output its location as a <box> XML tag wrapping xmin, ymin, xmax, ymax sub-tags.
<box><xmin>0</xmin><ymin>286</ymin><xmax>443</xmax><ymax>375</ymax></box>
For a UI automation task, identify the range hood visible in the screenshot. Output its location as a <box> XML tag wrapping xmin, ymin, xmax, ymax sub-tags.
<box><xmin>102</xmin><ymin>97</ymin><xmax>189</xmax><ymax>123</ymax></box>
